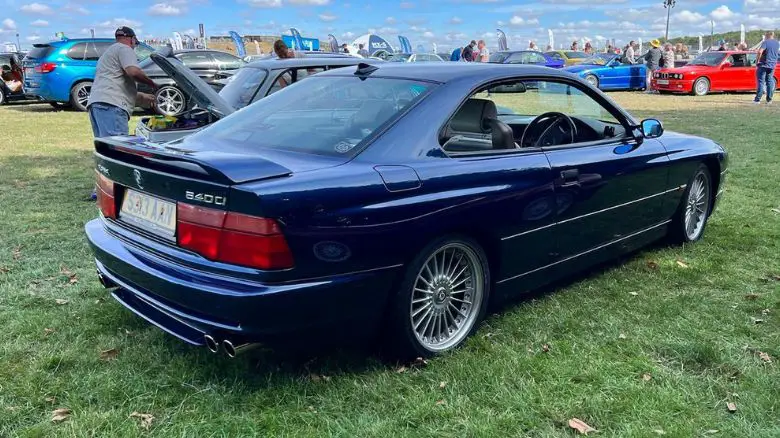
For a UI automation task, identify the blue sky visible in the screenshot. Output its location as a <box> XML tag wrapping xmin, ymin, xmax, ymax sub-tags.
<box><xmin>1</xmin><ymin>0</ymin><xmax>779</xmax><ymax>50</ymax></box>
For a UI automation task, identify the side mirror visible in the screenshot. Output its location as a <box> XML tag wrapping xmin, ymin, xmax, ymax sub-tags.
<box><xmin>721</xmin><ymin>62</ymin><xmax>732</xmax><ymax>69</ymax></box>
<box><xmin>640</xmin><ymin>118</ymin><xmax>664</xmax><ymax>139</ymax></box>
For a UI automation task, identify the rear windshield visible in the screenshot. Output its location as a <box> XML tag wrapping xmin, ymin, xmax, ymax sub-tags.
<box><xmin>218</xmin><ymin>67</ymin><xmax>268</xmax><ymax>109</ymax></box>
<box><xmin>183</xmin><ymin>76</ymin><xmax>435</xmax><ymax>158</ymax></box>
<box><xmin>25</xmin><ymin>45</ymin><xmax>54</xmax><ymax>60</ymax></box>
<box><xmin>565</xmin><ymin>51</ymin><xmax>587</xmax><ymax>58</ymax></box>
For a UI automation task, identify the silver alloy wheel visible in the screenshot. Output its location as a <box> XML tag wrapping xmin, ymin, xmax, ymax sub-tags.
<box><xmin>684</xmin><ymin>172</ymin><xmax>710</xmax><ymax>241</ymax></box>
<box><xmin>156</xmin><ymin>86</ymin><xmax>186</xmax><ymax>116</ymax></box>
<box><xmin>410</xmin><ymin>243</ymin><xmax>484</xmax><ymax>352</ymax></box>
<box><xmin>585</xmin><ymin>74</ymin><xmax>598</xmax><ymax>88</ymax></box>
<box><xmin>694</xmin><ymin>78</ymin><xmax>709</xmax><ymax>96</ymax></box>
<box><xmin>76</xmin><ymin>83</ymin><xmax>91</xmax><ymax>108</ymax></box>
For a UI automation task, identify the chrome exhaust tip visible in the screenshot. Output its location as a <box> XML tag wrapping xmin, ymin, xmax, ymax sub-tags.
<box><xmin>222</xmin><ymin>340</ymin><xmax>260</xmax><ymax>358</ymax></box>
<box><xmin>204</xmin><ymin>335</ymin><xmax>219</xmax><ymax>353</ymax></box>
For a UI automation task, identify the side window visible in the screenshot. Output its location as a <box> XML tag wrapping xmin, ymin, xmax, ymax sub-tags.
<box><xmin>84</xmin><ymin>42</ymin><xmax>111</xmax><ymax>61</ymax></box>
<box><xmin>747</xmin><ymin>53</ymin><xmax>757</xmax><ymax>67</ymax></box>
<box><xmin>66</xmin><ymin>43</ymin><xmax>87</xmax><ymax>61</ymax></box>
<box><xmin>530</xmin><ymin>53</ymin><xmax>547</xmax><ymax>64</ymax></box>
<box><xmin>266</xmin><ymin>67</ymin><xmax>325</xmax><ymax>96</ymax></box>
<box><xmin>177</xmin><ymin>52</ymin><xmax>215</xmax><ymax>69</ymax></box>
<box><xmin>211</xmin><ymin>52</ymin><xmax>244</xmax><ymax>70</ymax></box>
<box><xmin>441</xmin><ymin>79</ymin><xmax>625</xmax><ymax>154</ymax></box>
<box><xmin>507</xmin><ymin>53</ymin><xmax>526</xmax><ymax>64</ymax></box>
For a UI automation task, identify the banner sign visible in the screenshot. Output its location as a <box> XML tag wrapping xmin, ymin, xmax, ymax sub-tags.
<box><xmin>740</xmin><ymin>24</ymin><xmax>745</xmax><ymax>44</ymax></box>
<box><xmin>199</xmin><ymin>23</ymin><xmax>205</xmax><ymax>38</ymax></box>
<box><xmin>173</xmin><ymin>32</ymin><xmax>184</xmax><ymax>50</ymax></box>
<box><xmin>328</xmin><ymin>34</ymin><xmax>339</xmax><ymax>52</ymax></box>
<box><xmin>398</xmin><ymin>35</ymin><xmax>412</xmax><ymax>54</ymax></box>
<box><xmin>281</xmin><ymin>35</ymin><xmax>319</xmax><ymax>51</ymax></box>
<box><xmin>182</xmin><ymin>34</ymin><xmax>195</xmax><ymax>49</ymax></box>
<box><xmin>228</xmin><ymin>31</ymin><xmax>246</xmax><ymax>57</ymax></box>
<box><xmin>548</xmin><ymin>29</ymin><xmax>554</xmax><ymax>51</ymax></box>
<box><xmin>497</xmin><ymin>29</ymin><xmax>508</xmax><ymax>51</ymax></box>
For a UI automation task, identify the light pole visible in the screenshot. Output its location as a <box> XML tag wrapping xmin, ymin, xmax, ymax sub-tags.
<box><xmin>664</xmin><ymin>0</ymin><xmax>676</xmax><ymax>41</ymax></box>
<box><xmin>15</xmin><ymin>32</ymin><xmax>20</xmax><ymax>51</ymax></box>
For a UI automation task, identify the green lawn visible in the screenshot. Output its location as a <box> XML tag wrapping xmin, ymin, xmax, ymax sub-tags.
<box><xmin>0</xmin><ymin>95</ymin><xmax>778</xmax><ymax>437</ymax></box>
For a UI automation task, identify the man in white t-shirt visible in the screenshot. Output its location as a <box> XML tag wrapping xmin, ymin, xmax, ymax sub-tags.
<box><xmin>87</xmin><ymin>27</ymin><xmax>158</xmax><ymax>138</ymax></box>
<box><xmin>478</xmin><ymin>40</ymin><xmax>490</xmax><ymax>62</ymax></box>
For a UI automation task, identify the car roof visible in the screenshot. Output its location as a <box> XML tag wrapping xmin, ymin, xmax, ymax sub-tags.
<box><xmin>46</xmin><ymin>38</ymin><xmax>115</xmax><ymax>46</ymax></box>
<box><xmin>318</xmin><ymin>62</ymin><xmax>573</xmax><ymax>83</ymax></box>
<box><xmin>245</xmin><ymin>57</ymin><xmax>378</xmax><ymax>69</ymax></box>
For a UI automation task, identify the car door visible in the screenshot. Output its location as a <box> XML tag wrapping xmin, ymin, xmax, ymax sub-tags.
<box><xmin>724</xmin><ymin>54</ymin><xmax>753</xmax><ymax>90</ymax></box>
<box><xmin>533</xmin><ymin>79</ymin><xmax>671</xmax><ymax>262</ymax></box>
<box><xmin>176</xmin><ymin>51</ymin><xmax>219</xmax><ymax>85</ymax></box>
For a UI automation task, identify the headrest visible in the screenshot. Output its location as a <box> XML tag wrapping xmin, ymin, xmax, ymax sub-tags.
<box><xmin>450</xmin><ymin>98</ymin><xmax>497</xmax><ymax>133</ymax></box>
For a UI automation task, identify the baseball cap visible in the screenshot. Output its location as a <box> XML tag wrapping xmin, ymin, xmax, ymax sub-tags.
<box><xmin>115</xmin><ymin>26</ymin><xmax>137</xmax><ymax>39</ymax></box>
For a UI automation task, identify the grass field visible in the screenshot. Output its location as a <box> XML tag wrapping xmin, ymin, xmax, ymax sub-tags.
<box><xmin>1</xmin><ymin>93</ymin><xmax>779</xmax><ymax>437</ymax></box>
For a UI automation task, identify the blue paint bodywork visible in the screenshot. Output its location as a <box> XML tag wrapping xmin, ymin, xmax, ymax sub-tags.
<box><xmin>21</xmin><ymin>38</ymin><xmax>154</xmax><ymax>105</ymax></box>
<box><xmin>565</xmin><ymin>54</ymin><xmax>648</xmax><ymax>90</ymax></box>
<box><xmin>85</xmin><ymin>63</ymin><xmax>727</xmax><ymax>348</ymax></box>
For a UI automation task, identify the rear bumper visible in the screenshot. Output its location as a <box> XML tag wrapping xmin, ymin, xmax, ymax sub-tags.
<box><xmin>652</xmin><ymin>78</ymin><xmax>694</xmax><ymax>93</ymax></box>
<box><xmin>85</xmin><ymin>218</ymin><xmax>398</xmax><ymax>346</ymax></box>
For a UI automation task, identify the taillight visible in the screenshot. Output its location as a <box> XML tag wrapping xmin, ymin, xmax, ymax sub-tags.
<box><xmin>95</xmin><ymin>172</ymin><xmax>116</xmax><ymax>219</ymax></box>
<box><xmin>176</xmin><ymin>203</ymin><xmax>294</xmax><ymax>270</ymax></box>
<box><xmin>35</xmin><ymin>62</ymin><xmax>57</xmax><ymax>74</ymax></box>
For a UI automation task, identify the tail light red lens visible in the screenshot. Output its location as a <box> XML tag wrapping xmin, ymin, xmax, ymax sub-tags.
<box><xmin>35</xmin><ymin>62</ymin><xmax>57</xmax><ymax>74</ymax></box>
<box><xmin>95</xmin><ymin>172</ymin><xmax>116</xmax><ymax>219</ymax></box>
<box><xmin>176</xmin><ymin>203</ymin><xmax>294</xmax><ymax>270</ymax></box>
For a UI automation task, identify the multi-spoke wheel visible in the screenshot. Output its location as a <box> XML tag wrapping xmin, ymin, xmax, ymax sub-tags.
<box><xmin>386</xmin><ymin>237</ymin><xmax>490</xmax><ymax>359</ymax></box>
<box><xmin>692</xmin><ymin>77</ymin><xmax>710</xmax><ymax>96</ymax></box>
<box><xmin>584</xmin><ymin>74</ymin><xmax>599</xmax><ymax>89</ymax></box>
<box><xmin>671</xmin><ymin>165</ymin><xmax>712</xmax><ymax>243</ymax></box>
<box><xmin>70</xmin><ymin>81</ymin><xmax>92</xmax><ymax>112</ymax></box>
<box><xmin>155</xmin><ymin>86</ymin><xmax>186</xmax><ymax>116</ymax></box>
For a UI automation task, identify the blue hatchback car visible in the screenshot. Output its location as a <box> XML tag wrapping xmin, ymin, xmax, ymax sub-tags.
<box><xmin>22</xmin><ymin>38</ymin><xmax>154</xmax><ymax>111</ymax></box>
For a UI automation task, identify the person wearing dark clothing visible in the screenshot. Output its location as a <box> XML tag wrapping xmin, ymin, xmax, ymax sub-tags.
<box><xmin>754</xmin><ymin>31</ymin><xmax>779</xmax><ymax>104</ymax></box>
<box><xmin>461</xmin><ymin>41</ymin><xmax>476</xmax><ymax>62</ymax></box>
<box><xmin>643</xmin><ymin>39</ymin><xmax>663</xmax><ymax>93</ymax></box>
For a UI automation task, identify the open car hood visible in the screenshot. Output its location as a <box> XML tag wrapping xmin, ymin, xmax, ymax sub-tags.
<box><xmin>150</xmin><ymin>51</ymin><xmax>235</xmax><ymax>118</ymax></box>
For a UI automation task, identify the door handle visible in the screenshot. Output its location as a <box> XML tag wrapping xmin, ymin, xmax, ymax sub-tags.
<box><xmin>559</xmin><ymin>169</ymin><xmax>580</xmax><ymax>188</ymax></box>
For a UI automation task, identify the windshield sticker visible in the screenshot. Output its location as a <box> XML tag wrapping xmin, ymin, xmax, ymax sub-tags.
<box><xmin>334</xmin><ymin>141</ymin><xmax>357</xmax><ymax>154</ymax></box>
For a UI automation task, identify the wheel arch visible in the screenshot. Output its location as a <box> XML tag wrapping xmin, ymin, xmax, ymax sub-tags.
<box><xmin>702</xmin><ymin>156</ymin><xmax>721</xmax><ymax>210</ymax></box>
<box><xmin>692</xmin><ymin>76</ymin><xmax>711</xmax><ymax>94</ymax></box>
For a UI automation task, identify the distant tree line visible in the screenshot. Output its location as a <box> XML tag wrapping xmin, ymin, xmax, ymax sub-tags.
<box><xmin>662</xmin><ymin>29</ymin><xmax>778</xmax><ymax>49</ymax></box>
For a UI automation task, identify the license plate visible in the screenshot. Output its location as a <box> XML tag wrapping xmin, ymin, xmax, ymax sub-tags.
<box><xmin>24</xmin><ymin>67</ymin><xmax>34</xmax><ymax>76</ymax></box>
<box><xmin>657</xmin><ymin>79</ymin><xmax>669</xmax><ymax>85</ymax></box>
<box><xmin>120</xmin><ymin>189</ymin><xmax>177</xmax><ymax>238</ymax></box>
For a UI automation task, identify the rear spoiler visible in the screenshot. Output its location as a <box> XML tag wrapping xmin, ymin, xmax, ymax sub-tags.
<box><xmin>95</xmin><ymin>137</ymin><xmax>292</xmax><ymax>185</ymax></box>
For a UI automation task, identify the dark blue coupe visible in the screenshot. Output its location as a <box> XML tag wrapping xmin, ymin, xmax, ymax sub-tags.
<box><xmin>87</xmin><ymin>63</ymin><xmax>727</xmax><ymax>359</ymax></box>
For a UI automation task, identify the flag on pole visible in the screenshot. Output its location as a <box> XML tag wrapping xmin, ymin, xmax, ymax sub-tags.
<box><xmin>289</xmin><ymin>28</ymin><xmax>304</xmax><ymax>51</ymax></box>
<box><xmin>548</xmin><ymin>29</ymin><xmax>554</xmax><ymax>50</ymax></box>
<box><xmin>328</xmin><ymin>34</ymin><xmax>339</xmax><ymax>53</ymax></box>
<box><xmin>497</xmin><ymin>29</ymin><xmax>508</xmax><ymax>51</ymax></box>
<box><xmin>228</xmin><ymin>31</ymin><xmax>245</xmax><ymax>57</ymax></box>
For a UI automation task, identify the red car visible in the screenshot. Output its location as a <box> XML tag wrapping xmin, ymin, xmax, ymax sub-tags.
<box><xmin>652</xmin><ymin>51</ymin><xmax>780</xmax><ymax>96</ymax></box>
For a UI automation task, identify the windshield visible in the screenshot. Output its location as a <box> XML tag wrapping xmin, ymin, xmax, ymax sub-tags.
<box><xmin>387</xmin><ymin>54</ymin><xmax>411</xmax><ymax>62</ymax></box>
<box><xmin>134</xmin><ymin>43</ymin><xmax>154</xmax><ymax>61</ymax></box>
<box><xmin>218</xmin><ymin>67</ymin><xmax>268</xmax><ymax>109</ymax></box>
<box><xmin>25</xmin><ymin>45</ymin><xmax>54</xmax><ymax>60</ymax></box>
<box><xmin>689</xmin><ymin>52</ymin><xmax>727</xmax><ymax>66</ymax></box>
<box><xmin>489</xmin><ymin>52</ymin><xmax>512</xmax><ymax>63</ymax></box>
<box><xmin>565</xmin><ymin>51</ymin><xmax>587</xmax><ymax>59</ymax></box>
<box><xmin>184</xmin><ymin>76</ymin><xmax>435</xmax><ymax>158</ymax></box>
<box><xmin>582</xmin><ymin>54</ymin><xmax>615</xmax><ymax>65</ymax></box>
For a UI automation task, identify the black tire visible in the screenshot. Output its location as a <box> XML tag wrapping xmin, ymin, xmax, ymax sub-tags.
<box><xmin>49</xmin><ymin>102</ymin><xmax>70</xmax><ymax>110</ymax></box>
<box><xmin>669</xmin><ymin>164</ymin><xmax>713</xmax><ymax>244</ymax></box>
<box><xmin>69</xmin><ymin>81</ymin><xmax>92</xmax><ymax>112</ymax></box>
<box><xmin>584</xmin><ymin>74</ymin><xmax>599</xmax><ymax>89</ymax></box>
<box><xmin>384</xmin><ymin>236</ymin><xmax>491</xmax><ymax>360</ymax></box>
<box><xmin>0</xmin><ymin>88</ymin><xmax>6</xmax><ymax>105</ymax></box>
<box><xmin>692</xmin><ymin>77</ymin><xmax>710</xmax><ymax>96</ymax></box>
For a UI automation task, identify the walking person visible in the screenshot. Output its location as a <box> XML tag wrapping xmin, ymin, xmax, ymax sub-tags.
<box><xmin>87</xmin><ymin>26</ymin><xmax>157</xmax><ymax>139</ymax></box>
<box><xmin>754</xmin><ymin>31</ymin><xmax>778</xmax><ymax>104</ymax></box>
<box><xmin>624</xmin><ymin>40</ymin><xmax>637</xmax><ymax>64</ymax></box>
<box><xmin>643</xmin><ymin>39</ymin><xmax>663</xmax><ymax>93</ymax></box>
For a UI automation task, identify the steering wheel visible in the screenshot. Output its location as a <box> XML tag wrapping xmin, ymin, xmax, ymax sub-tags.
<box><xmin>520</xmin><ymin>112</ymin><xmax>578</xmax><ymax>148</ymax></box>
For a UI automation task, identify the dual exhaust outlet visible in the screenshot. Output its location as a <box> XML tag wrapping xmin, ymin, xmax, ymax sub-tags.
<box><xmin>203</xmin><ymin>335</ymin><xmax>259</xmax><ymax>358</ymax></box>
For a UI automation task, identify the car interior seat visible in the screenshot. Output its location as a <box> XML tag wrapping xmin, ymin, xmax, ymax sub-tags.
<box><xmin>442</xmin><ymin>98</ymin><xmax>517</xmax><ymax>152</ymax></box>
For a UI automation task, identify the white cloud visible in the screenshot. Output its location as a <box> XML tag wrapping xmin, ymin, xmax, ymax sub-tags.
<box><xmin>509</xmin><ymin>15</ymin><xmax>539</xmax><ymax>27</ymax></box>
<box><xmin>386</xmin><ymin>16</ymin><xmax>396</xmax><ymax>24</ymax></box>
<box><xmin>26</xmin><ymin>35</ymin><xmax>40</xmax><ymax>41</ymax></box>
<box><xmin>1</xmin><ymin>18</ymin><xmax>16</xmax><ymax>31</ymax></box>
<box><xmin>20</xmin><ymin>3</ymin><xmax>53</xmax><ymax>15</ymax></box>
<box><xmin>673</xmin><ymin>10</ymin><xmax>706</xmax><ymax>24</ymax></box>
<box><xmin>711</xmin><ymin>5</ymin><xmax>735</xmax><ymax>20</ymax></box>
<box><xmin>288</xmin><ymin>0</ymin><xmax>330</xmax><ymax>4</ymax></box>
<box><xmin>318</xmin><ymin>12</ymin><xmax>337</xmax><ymax>22</ymax></box>
<box><xmin>63</xmin><ymin>3</ymin><xmax>90</xmax><ymax>15</ymax></box>
<box><xmin>450</xmin><ymin>16</ymin><xmax>462</xmax><ymax>24</ymax></box>
<box><xmin>247</xmin><ymin>0</ymin><xmax>282</xmax><ymax>7</ymax></box>
<box><xmin>30</xmin><ymin>19</ymin><xmax>49</xmax><ymax>27</ymax></box>
<box><xmin>148</xmin><ymin>3</ymin><xmax>185</xmax><ymax>16</ymax></box>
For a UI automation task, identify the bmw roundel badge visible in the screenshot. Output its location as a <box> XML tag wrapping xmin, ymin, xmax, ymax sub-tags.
<box><xmin>313</xmin><ymin>241</ymin><xmax>351</xmax><ymax>262</ymax></box>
